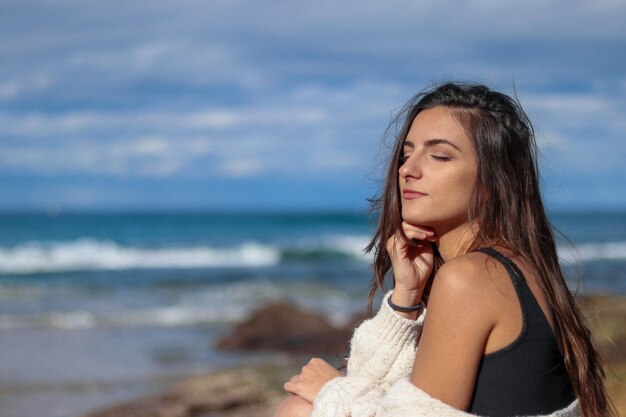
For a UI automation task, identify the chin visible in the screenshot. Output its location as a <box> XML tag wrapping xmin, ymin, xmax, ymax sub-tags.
<box><xmin>401</xmin><ymin>210</ymin><xmax>433</xmax><ymax>226</ymax></box>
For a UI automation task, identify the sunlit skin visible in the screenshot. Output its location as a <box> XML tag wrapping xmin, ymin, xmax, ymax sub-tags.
<box><xmin>399</xmin><ymin>106</ymin><xmax>478</xmax><ymax>260</ymax></box>
<box><xmin>388</xmin><ymin>106</ymin><xmax>479</xmax><ymax>312</ymax></box>
<box><xmin>273</xmin><ymin>106</ymin><xmax>556</xmax><ymax>416</ymax></box>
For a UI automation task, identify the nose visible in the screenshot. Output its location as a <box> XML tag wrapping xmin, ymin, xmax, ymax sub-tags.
<box><xmin>399</xmin><ymin>154</ymin><xmax>421</xmax><ymax>179</ymax></box>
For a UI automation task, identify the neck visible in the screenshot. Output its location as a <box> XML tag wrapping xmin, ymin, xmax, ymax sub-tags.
<box><xmin>435</xmin><ymin>221</ymin><xmax>477</xmax><ymax>261</ymax></box>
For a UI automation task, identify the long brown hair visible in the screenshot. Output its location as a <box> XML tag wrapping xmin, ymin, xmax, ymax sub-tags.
<box><xmin>366</xmin><ymin>82</ymin><xmax>615</xmax><ymax>417</ymax></box>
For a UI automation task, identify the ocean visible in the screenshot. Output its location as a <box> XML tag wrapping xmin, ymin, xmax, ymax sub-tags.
<box><xmin>0</xmin><ymin>211</ymin><xmax>625</xmax><ymax>417</ymax></box>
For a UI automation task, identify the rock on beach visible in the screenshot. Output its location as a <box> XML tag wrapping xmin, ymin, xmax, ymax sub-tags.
<box><xmin>216</xmin><ymin>301</ymin><xmax>365</xmax><ymax>355</ymax></box>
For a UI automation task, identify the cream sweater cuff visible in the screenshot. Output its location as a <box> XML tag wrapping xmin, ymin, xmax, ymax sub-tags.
<box><xmin>346</xmin><ymin>290</ymin><xmax>424</xmax><ymax>376</ymax></box>
<box><xmin>374</xmin><ymin>291</ymin><xmax>425</xmax><ymax>345</ymax></box>
<box><xmin>312</xmin><ymin>291</ymin><xmax>425</xmax><ymax>417</ymax></box>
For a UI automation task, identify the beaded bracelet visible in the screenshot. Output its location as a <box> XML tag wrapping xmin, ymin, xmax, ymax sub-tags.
<box><xmin>387</xmin><ymin>295</ymin><xmax>423</xmax><ymax>312</ymax></box>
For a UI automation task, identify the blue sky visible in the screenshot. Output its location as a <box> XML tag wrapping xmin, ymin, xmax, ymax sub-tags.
<box><xmin>1</xmin><ymin>0</ymin><xmax>625</xmax><ymax>211</ymax></box>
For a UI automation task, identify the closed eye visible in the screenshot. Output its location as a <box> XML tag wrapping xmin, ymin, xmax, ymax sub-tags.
<box><xmin>431</xmin><ymin>155</ymin><xmax>451</xmax><ymax>162</ymax></box>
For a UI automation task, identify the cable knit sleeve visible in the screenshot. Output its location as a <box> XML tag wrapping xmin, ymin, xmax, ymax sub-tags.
<box><xmin>311</xmin><ymin>291</ymin><xmax>425</xmax><ymax>417</ymax></box>
<box><xmin>345</xmin><ymin>291</ymin><xmax>424</xmax><ymax>376</ymax></box>
<box><xmin>375</xmin><ymin>379</ymin><xmax>580</xmax><ymax>417</ymax></box>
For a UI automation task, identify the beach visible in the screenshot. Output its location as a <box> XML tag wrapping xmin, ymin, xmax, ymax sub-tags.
<box><xmin>0</xmin><ymin>211</ymin><xmax>624</xmax><ymax>417</ymax></box>
<box><xmin>77</xmin><ymin>293</ymin><xmax>626</xmax><ymax>417</ymax></box>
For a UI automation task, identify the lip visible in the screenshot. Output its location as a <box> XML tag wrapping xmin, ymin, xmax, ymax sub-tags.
<box><xmin>402</xmin><ymin>189</ymin><xmax>427</xmax><ymax>199</ymax></box>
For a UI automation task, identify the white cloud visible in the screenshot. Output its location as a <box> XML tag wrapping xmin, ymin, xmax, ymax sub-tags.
<box><xmin>0</xmin><ymin>135</ymin><xmax>215</xmax><ymax>177</ymax></box>
<box><xmin>524</xmin><ymin>92</ymin><xmax>626</xmax><ymax>140</ymax></box>
<box><xmin>217</xmin><ymin>159</ymin><xmax>265</xmax><ymax>178</ymax></box>
<box><xmin>519</xmin><ymin>91</ymin><xmax>626</xmax><ymax>177</ymax></box>
<box><xmin>0</xmin><ymin>80</ymin><xmax>21</xmax><ymax>99</ymax></box>
<box><xmin>0</xmin><ymin>104</ymin><xmax>330</xmax><ymax>138</ymax></box>
<box><xmin>0</xmin><ymin>79</ymin><xmax>406</xmax><ymax>180</ymax></box>
<box><xmin>0</xmin><ymin>73</ymin><xmax>52</xmax><ymax>100</ymax></box>
<box><xmin>524</xmin><ymin>94</ymin><xmax>613</xmax><ymax>117</ymax></box>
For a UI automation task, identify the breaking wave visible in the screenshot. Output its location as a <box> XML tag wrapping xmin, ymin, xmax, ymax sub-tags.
<box><xmin>0</xmin><ymin>235</ymin><xmax>373</xmax><ymax>274</ymax></box>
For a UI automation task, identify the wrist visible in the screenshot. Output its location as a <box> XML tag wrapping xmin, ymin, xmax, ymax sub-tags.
<box><xmin>391</xmin><ymin>288</ymin><xmax>422</xmax><ymax>305</ymax></box>
<box><xmin>389</xmin><ymin>290</ymin><xmax>423</xmax><ymax>320</ymax></box>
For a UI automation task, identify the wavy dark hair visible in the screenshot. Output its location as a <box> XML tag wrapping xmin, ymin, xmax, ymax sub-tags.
<box><xmin>366</xmin><ymin>82</ymin><xmax>614</xmax><ymax>417</ymax></box>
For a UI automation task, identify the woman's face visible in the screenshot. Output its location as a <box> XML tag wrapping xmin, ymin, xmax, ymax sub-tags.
<box><xmin>398</xmin><ymin>106</ymin><xmax>478</xmax><ymax>231</ymax></box>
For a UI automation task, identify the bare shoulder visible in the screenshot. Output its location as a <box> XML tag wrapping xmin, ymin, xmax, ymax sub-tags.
<box><xmin>430</xmin><ymin>251</ymin><xmax>499</xmax><ymax>300</ymax></box>
<box><xmin>426</xmin><ymin>251</ymin><xmax>504</xmax><ymax>325</ymax></box>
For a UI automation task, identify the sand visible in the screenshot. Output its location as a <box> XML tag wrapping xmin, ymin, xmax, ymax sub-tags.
<box><xmin>80</xmin><ymin>294</ymin><xmax>626</xmax><ymax>417</ymax></box>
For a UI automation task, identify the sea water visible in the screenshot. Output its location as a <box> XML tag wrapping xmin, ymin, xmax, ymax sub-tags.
<box><xmin>0</xmin><ymin>211</ymin><xmax>624</xmax><ymax>417</ymax></box>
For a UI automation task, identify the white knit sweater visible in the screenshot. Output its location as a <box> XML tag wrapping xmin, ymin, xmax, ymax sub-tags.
<box><xmin>311</xmin><ymin>292</ymin><xmax>580</xmax><ymax>417</ymax></box>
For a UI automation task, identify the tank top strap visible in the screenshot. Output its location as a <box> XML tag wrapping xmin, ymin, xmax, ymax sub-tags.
<box><xmin>475</xmin><ymin>246</ymin><xmax>531</xmax><ymax>350</ymax></box>
<box><xmin>476</xmin><ymin>247</ymin><xmax>526</xmax><ymax>288</ymax></box>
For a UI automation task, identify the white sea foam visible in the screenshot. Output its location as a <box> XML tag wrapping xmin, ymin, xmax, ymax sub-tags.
<box><xmin>0</xmin><ymin>239</ymin><xmax>281</xmax><ymax>274</ymax></box>
<box><xmin>558</xmin><ymin>241</ymin><xmax>626</xmax><ymax>263</ymax></box>
<box><xmin>0</xmin><ymin>306</ymin><xmax>240</xmax><ymax>330</ymax></box>
<box><xmin>284</xmin><ymin>234</ymin><xmax>372</xmax><ymax>262</ymax></box>
<box><xmin>322</xmin><ymin>235</ymin><xmax>373</xmax><ymax>261</ymax></box>
<box><xmin>0</xmin><ymin>281</ymin><xmax>361</xmax><ymax>331</ymax></box>
<box><xmin>0</xmin><ymin>310</ymin><xmax>95</xmax><ymax>330</ymax></box>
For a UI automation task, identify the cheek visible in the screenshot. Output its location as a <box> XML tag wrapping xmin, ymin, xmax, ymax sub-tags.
<box><xmin>440</xmin><ymin>165</ymin><xmax>475</xmax><ymax>202</ymax></box>
<box><xmin>456</xmin><ymin>169</ymin><xmax>477</xmax><ymax>202</ymax></box>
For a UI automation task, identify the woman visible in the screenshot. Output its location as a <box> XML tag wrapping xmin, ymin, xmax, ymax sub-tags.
<box><xmin>272</xmin><ymin>83</ymin><xmax>614</xmax><ymax>417</ymax></box>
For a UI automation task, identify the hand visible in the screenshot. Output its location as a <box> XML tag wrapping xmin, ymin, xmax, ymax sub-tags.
<box><xmin>386</xmin><ymin>222</ymin><xmax>436</xmax><ymax>304</ymax></box>
<box><xmin>283</xmin><ymin>358</ymin><xmax>342</xmax><ymax>403</ymax></box>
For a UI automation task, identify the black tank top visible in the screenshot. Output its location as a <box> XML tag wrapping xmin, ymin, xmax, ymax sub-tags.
<box><xmin>467</xmin><ymin>247</ymin><xmax>575</xmax><ymax>417</ymax></box>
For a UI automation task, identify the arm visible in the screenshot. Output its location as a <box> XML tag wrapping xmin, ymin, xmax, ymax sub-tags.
<box><xmin>313</xmin><ymin>261</ymin><xmax>581</xmax><ymax>417</ymax></box>
<box><xmin>408</xmin><ymin>258</ymin><xmax>495</xmax><ymax>410</ymax></box>
<box><xmin>411</xmin><ymin>257</ymin><xmax>497</xmax><ymax>410</ymax></box>
<box><xmin>310</xmin><ymin>257</ymin><xmax>488</xmax><ymax>417</ymax></box>
<box><xmin>375</xmin><ymin>379</ymin><xmax>580</xmax><ymax>417</ymax></box>
<box><xmin>310</xmin><ymin>224</ymin><xmax>434</xmax><ymax>417</ymax></box>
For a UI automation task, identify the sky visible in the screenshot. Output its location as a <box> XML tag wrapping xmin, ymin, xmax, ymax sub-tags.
<box><xmin>1</xmin><ymin>0</ymin><xmax>625</xmax><ymax>212</ymax></box>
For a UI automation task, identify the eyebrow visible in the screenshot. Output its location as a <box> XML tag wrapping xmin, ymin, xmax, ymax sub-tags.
<box><xmin>403</xmin><ymin>138</ymin><xmax>462</xmax><ymax>152</ymax></box>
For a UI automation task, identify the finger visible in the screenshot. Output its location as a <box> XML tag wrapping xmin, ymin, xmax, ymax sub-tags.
<box><xmin>308</xmin><ymin>357</ymin><xmax>323</xmax><ymax>365</ymax></box>
<box><xmin>401</xmin><ymin>221</ymin><xmax>435</xmax><ymax>234</ymax></box>
<box><xmin>283</xmin><ymin>379</ymin><xmax>299</xmax><ymax>393</ymax></box>
<box><xmin>402</xmin><ymin>222</ymin><xmax>438</xmax><ymax>242</ymax></box>
<box><xmin>386</xmin><ymin>231</ymin><xmax>401</xmax><ymax>254</ymax></box>
<box><xmin>401</xmin><ymin>224</ymin><xmax>431</xmax><ymax>242</ymax></box>
<box><xmin>386</xmin><ymin>228</ymin><xmax>421</xmax><ymax>255</ymax></box>
<box><xmin>401</xmin><ymin>222</ymin><xmax>435</xmax><ymax>236</ymax></box>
